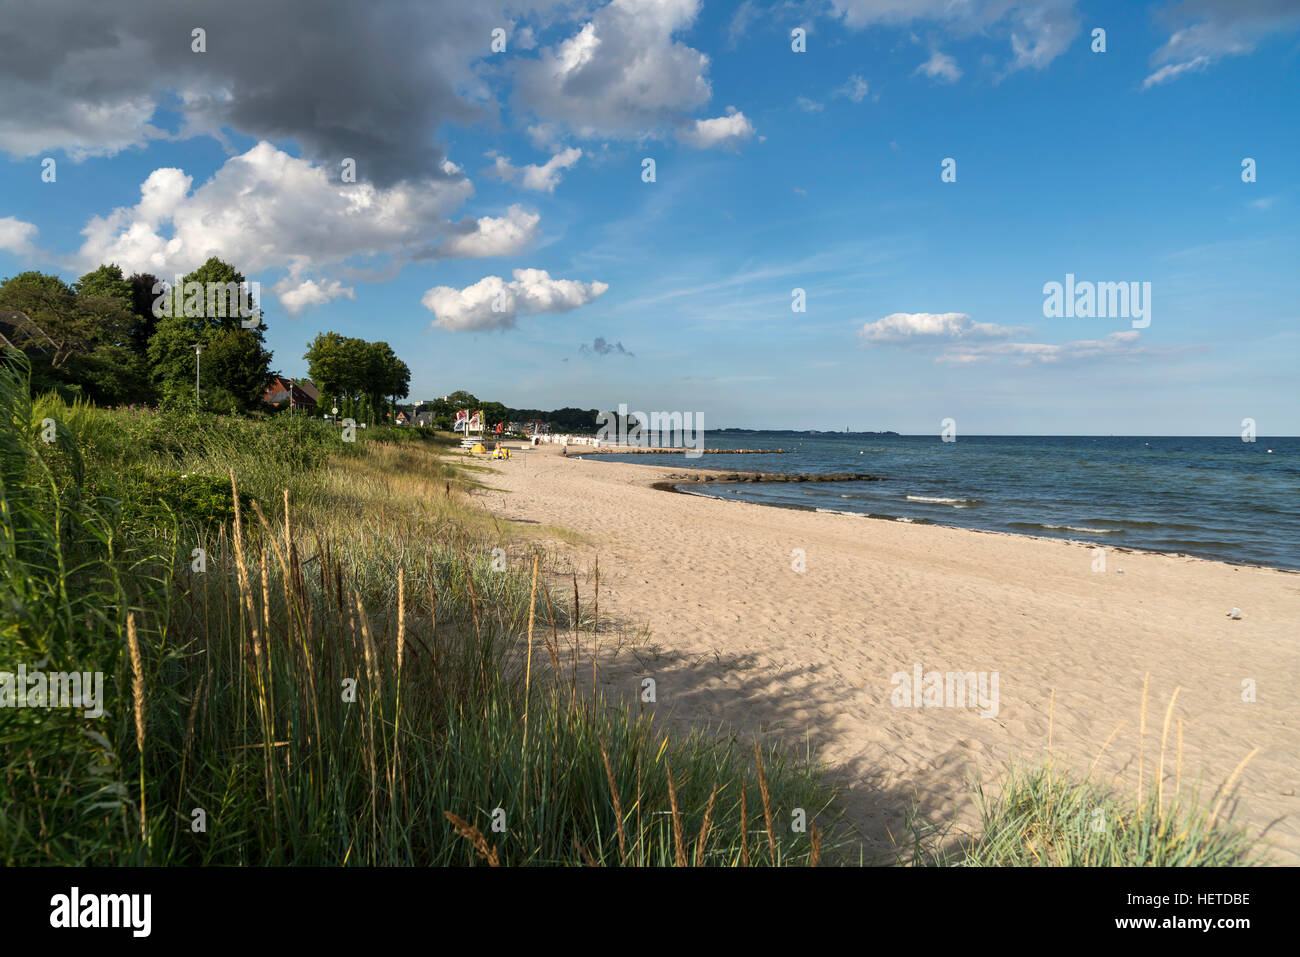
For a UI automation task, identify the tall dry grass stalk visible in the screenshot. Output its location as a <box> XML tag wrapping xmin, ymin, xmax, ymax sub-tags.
<box><xmin>755</xmin><ymin>739</ymin><xmax>776</xmax><ymax>865</ymax></box>
<box><xmin>695</xmin><ymin>784</ymin><xmax>717</xmax><ymax>867</ymax></box>
<box><xmin>1137</xmin><ymin>672</ymin><xmax>1150</xmax><ymax>807</ymax></box>
<box><xmin>1157</xmin><ymin>686</ymin><xmax>1181</xmax><ymax>821</ymax></box>
<box><xmin>740</xmin><ymin>787</ymin><xmax>749</xmax><ymax>867</ymax></box>
<box><xmin>126</xmin><ymin>613</ymin><xmax>146</xmax><ymax>842</ymax></box>
<box><xmin>444</xmin><ymin>811</ymin><xmax>500</xmax><ymax>866</ymax></box>
<box><xmin>666</xmin><ymin>757</ymin><xmax>686</xmax><ymax>867</ymax></box>
<box><xmin>353</xmin><ymin>590</ymin><xmax>380</xmax><ymax>856</ymax></box>
<box><xmin>1047</xmin><ymin>687</ymin><xmax>1055</xmax><ymax>752</ymax></box>
<box><xmin>1208</xmin><ymin>749</ymin><xmax>1260</xmax><ymax>830</ymax></box>
<box><xmin>1175</xmin><ymin>717</ymin><xmax>1184</xmax><ymax>797</ymax></box>
<box><xmin>523</xmin><ymin>554</ymin><xmax>538</xmax><ymax>753</ymax></box>
<box><xmin>392</xmin><ymin>566</ymin><xmax>406</xmax><ymax>810</ymax></box>
<box><xmin>599</xmin><ymin>738</ymin><xmax>627</xmax><ymax>864</ymax></box>
<box><xmin>1087</xmin><ymin>722</ymin><xmax>1126</xmax><ymax>782</ymax></box>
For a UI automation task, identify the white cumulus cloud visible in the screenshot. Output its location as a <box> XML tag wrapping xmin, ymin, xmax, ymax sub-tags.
<box><xmin>75</xmin><ymin>142</ymin><xmax>495</xmax><ymax>277</ymax></box>
<box><xmin>678</xmin><ymin>108</ymin><xmax>756</xmax><ymax>150</ymax></box>
<box><xmin>68</xmin><ymin>142</ymin><xmax>544</xmax><ymax>314</ymax></box>
<box><xmin>859</xmin><ymin>312</ymin><xmax>1029</xmax><ymax>344</ymax></box>
<box><xmin>0</xmin><ymin>217</ymin><xmax>39</xmax><ymax>256</ymax></box>
<box><xmin>514</xmin><ymin>0</ymin><xmax>713</xmax><ymax>140</ymax></box>
<box><xmin>487</xmin><ymin>147</ymin><xmax>583</xmax><ymax>193</ymax></box>
<box><xmin>422</xmin><ymin>268</ymin><xmax>609</xmax><ymax>332</ymax></box>
<box><xmin>273</xmin><ymin>275</ymin><xmax>356</xmax><ymax>316</ymax></box>
<box><xmin>429</xmin><ymin>205</ymin><xmax>541</xmax><ymax>260</ymax></box>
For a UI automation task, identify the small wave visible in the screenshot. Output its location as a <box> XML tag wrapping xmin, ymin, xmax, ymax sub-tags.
<box><xmin>854</xmin><ymin>512</ymin><xmax>932</xmax><ymax>524</ymax></box>
<box><xmin>1010</xmin><ymin>522</ymin><xmax>1120</xmax><ymax>535</ymax></box>
<box><xmin>1081</xmin><ymin>518</ymin><xmax>1174</xmax><ymax>529</ymax></box>
<box><xmin>906</xmin><ymin>495</ymin><xmax>981</xmax><ymax>507</ymax></box>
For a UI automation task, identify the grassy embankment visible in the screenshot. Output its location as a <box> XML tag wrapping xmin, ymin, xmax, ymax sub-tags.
<box><xmin>0</xmin><ymin>351</ymin><xmax>837</xmax><ymax>865</ymax></box>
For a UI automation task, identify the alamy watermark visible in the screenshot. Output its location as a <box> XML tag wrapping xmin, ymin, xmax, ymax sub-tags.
<box><xmin>151</xmin><ymin>278</ymin><xmax>261</xmax><ymax>328</ymax></box>
<box><xmin>1</xmin><ymin>664</ymin><xmax>104</xmax><ymax>718</ymax></box>
<box><xmin>890</xmin><ymin>664</ymin><xmax>999</xmax><ymax>718</ymax></box>
<box><xmin>1043</xmin><ymin>273</ymin><xmax>1150</xmax><ymax>329</ymax></box>
<box><xmin>596</xmin><ymin>403</ymin><xmax>704</xmax><ymax>458</ymax></box>
<box><xmin>50</xmin><ymin>887</ymin><xmax>151</xmax><ymax>937</ymax></box>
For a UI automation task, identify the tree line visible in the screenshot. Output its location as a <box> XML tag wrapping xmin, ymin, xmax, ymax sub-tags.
<box><xmin>1</xmin><ymin>255</ymin><xmax>597</xmax><ymax>430</ymax></box>
<box><xmin>0</xmin><ymin>256</ymin><xmax>413</xmax><ymax>421</ymax></box>
<box><xmin>412</xmin><ymin>392</ymin><xmax>598</xmax><ymax>433</ymax></box>
<box><xmin>303</xmin><ymin>332</ymin><xmax>410</xmax><ymax>424</ymax></box>
<box><xmin>0</xmin><ymin>257</ymin><xmax>273</xmax><ymax>413</ymax></box>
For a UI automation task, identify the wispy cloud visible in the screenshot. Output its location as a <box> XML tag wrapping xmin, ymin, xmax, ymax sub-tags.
<box><xmin>937</xmin><ymin>330</ymin><xmax>1158</xmax><ymax>365</ymax></box>
<box><xmin>1143</xmin><ymin>56</ymin><xmax>1211</xmax><ymax>88</ymax></box>
<box><xmin>834</xmin><ymin>74</ymin><xmax>871</xmax><ymax>103</ymax></box>
<box><xmin>914</xmin><ymin>50</ymin><xmax>962</xmax><ymax>83</ymax></box>
<box><xmin>1145</xmin><ymin>0</ymin><xmax>1300</xmax><ymax>88</ymax></box>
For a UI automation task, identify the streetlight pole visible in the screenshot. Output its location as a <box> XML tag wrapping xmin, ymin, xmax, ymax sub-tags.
<box><xmin>194</xmin><ymin>343</ymin><xmax>204</xmax><ymax>411</ymax></box>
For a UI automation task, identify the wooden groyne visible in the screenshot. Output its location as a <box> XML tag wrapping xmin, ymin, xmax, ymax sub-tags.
<box><xmin>580</xmin><ymin>447</ymin><xmax>790</xmax><ymax>454</ymax></box>
<box><xmin>655</xmin><ymin>471</ymin><xmax>885</xmax><ymax>486</ymax></box>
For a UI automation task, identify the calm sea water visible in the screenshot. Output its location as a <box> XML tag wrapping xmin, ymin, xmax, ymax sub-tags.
<box><xmin>587</xmin><ymin>434</ymin><xmax>1300</xmax><ymax>570</ymax></box>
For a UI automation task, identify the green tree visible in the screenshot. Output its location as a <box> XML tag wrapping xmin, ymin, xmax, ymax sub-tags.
<box><xmin>0</xmin><ymin>271</ymin><xmax>88</xmax><ymax>376</ymax></box>
<box><xmin>73</xmin><ymin>263</ymin><xmax>133</xmax><ymax>306</ymax></box>
<box><xmin>0</xmin><ymin>268</ymin><xmax>152</xmax><ymax>404</ymax></box>
<box><xmin>363</xmin><ymin>340</ymin><xmax>409</xmax><ymax>423</ymax></box>
<box><xmin>304</xmin><ymin>331</ymin><xmax>362</xmax><ymax>414</ymax></box>
<box><xmin>480</xmin><ymin>400</ymin><xmax>509</xmax><ymax>431</ymax></box>
<box><xmin>307</xmin><ymin>333</ymin><xmax>410</xmax><ymax>423</ymax></box>
<box><xmin>126</xmin><ymin>272</ymin><xmax>162</xmax><ymax>359</ymax></box>
<box><xmin>444</xmin><ymin>390</ymin><xmax>478</xmax><ymax>411</ymax></box>
<box><xmin>147</xmin><ymin>257</ymin><xmax>271</xmax><ymax>412</ymax></box>
<box><xmin>72</xmin><ymin>265</ymin><xmax>152</xmax><ymax>404</ymax></box>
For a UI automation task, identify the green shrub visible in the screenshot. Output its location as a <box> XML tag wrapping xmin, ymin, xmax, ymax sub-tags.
<box><xmin>127</xmin><ymin>468</ymin><xmax>249</xmax><ymax>528</ymax></box>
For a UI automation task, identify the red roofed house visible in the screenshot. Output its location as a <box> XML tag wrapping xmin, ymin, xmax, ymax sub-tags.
<box><xmin>263</xmin><ymin>376</ymin><xmax>319</xmax><ymax>411</ymax></box>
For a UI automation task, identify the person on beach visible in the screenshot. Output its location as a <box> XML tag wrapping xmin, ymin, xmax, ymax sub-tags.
<box><xmin>561</xmin><ymin>444</ymin><xmax>567</xmax><ymax>457</ymax></box>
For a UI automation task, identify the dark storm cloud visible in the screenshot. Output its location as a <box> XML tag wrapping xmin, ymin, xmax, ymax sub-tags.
<box><xmin>0</xmin><ymin>0</ymin><xmax>539</xmax><ymax>185</ymax></box>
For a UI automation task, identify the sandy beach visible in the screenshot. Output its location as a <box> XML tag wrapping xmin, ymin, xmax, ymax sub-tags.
<box><xmin>476</xmin><ymin>445</ymin><xmax>1300</xmax><ymax>863</ymax></box>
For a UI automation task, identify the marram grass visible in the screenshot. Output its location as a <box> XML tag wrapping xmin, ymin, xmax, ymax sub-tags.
<box><xmin>0</xmin><ymin>351</ymin><xmax>838</xmax><ymax>866</ymax></box>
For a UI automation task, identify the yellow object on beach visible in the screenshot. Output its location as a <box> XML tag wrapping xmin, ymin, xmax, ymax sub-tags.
<box><xmin>471</xmin><ymin>443</ymin><xmax>486</xmax><ymax>454</ymax></box>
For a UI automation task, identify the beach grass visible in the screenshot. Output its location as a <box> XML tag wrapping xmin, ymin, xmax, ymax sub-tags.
<box><xmin>908</xmin><ymin>687</ymin><xmax>1264</xmax><ymax>866</ymax></box>
<box><xmin>0</xmin><ymin>351</ymin><xmax>837</xmax><ymax>866</ymax></box>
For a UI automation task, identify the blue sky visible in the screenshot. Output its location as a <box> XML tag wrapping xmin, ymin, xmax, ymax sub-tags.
<box><xmin>1</xmin><ymin>0</ymin><xmax>1297</xmax><ymax>433</ymax></box>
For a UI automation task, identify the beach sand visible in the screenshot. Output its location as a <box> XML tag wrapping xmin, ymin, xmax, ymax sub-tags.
<box><xmin>474</xmin><ymin>446</ymin><xmax>1300</xmax><ymax>863</ymax></box>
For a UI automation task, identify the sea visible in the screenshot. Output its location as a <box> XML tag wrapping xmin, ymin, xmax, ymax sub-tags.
<box><xmin>585</xmin><ymin>433</ymin><xmax>1300</xmax><ymax>571</ymax></box>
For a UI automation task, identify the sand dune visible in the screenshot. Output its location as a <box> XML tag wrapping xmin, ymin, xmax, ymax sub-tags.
<box><xmin>474</xmin><ymin>446</ymin><xmax>1300</xmax><ymax>863</ymax></box>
